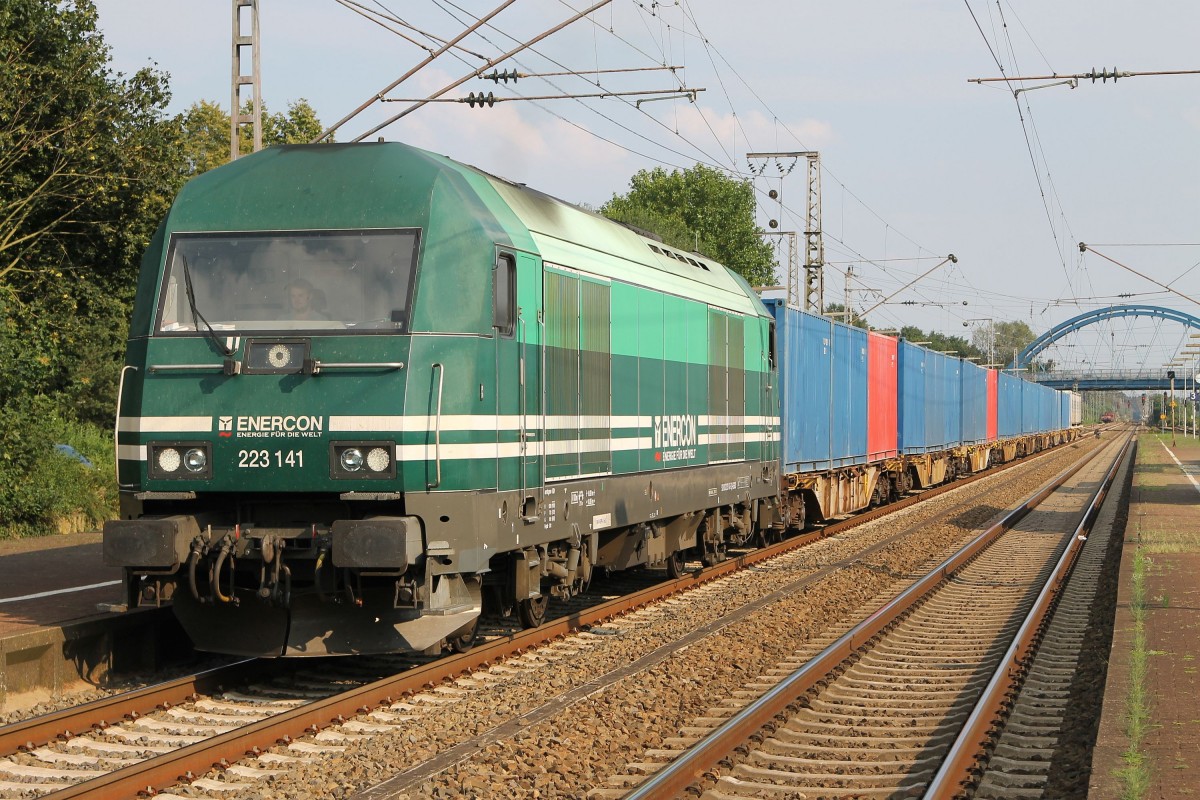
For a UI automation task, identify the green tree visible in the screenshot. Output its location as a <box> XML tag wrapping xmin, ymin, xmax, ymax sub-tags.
<box><xmin>0</xmin><ymin>0</ymin><xmax>183</xmax><ymax>534</ymax></box>
<box><xmin>600</xmin><ymin>164</ymin><xmax>777</xmax><ymax>286</ymax></box>
<box><xmin>179</xmin><ymin>99</ymin><xmax>229</xmax><ymax>176</ymax></box>
<box><xmin>262</xmin><ymin>98</ymin><xmax>324</xmax><ymax>145</ymax></box>
<box><xmin>0</xmin><ymin>0</ymin><xmax>179</xmax><ymax>298</ymax></box>
<box><xmin>0</xmin><ymin>0</ymin><xmax>181</xmax><ymax>419</ymax></box>
<box><xmin>970</xmin><ymin>320</ymin><xmax>1037</xmax><ymax>365</ymax></box>
<box><xmin>824</xmin><ymin>303</ymin><xmax>869</xmax><ymax>329</ymax></box>
<box><xmin>899</xmin><ymin>325</ymin><xmax>985</xmax><ymax>361</ymax></box>
<box><xmin>179</xmin><ymin>98</ymin><xmax>328</xmax><ymax>178</ymax></box>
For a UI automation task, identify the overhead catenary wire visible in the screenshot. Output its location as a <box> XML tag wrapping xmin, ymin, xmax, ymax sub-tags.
<box><xmin>969</xmin><ymin>67</ymin><xmax>1200</xmax><ymax>84</ymax></box>
<box><xmin>963</xmin><ymin>0</ymin><xmax>1078</xmax><ymax>300</ymax></box>
<box><xmin>671</xmin><ymin>0</ymin><xmax>946</xmax><ymax>263</ymax></box>
<box><xmin>379</xmin><ymin>88</ymin><xmax>703</xmax><ymax>104</ymax></box>
<box><xmin>313</xmin><ymin>0</ymin><xmax>519</xmax><ymax>143</ymax></box>
<box><xmin>324</xmin><ymin>0</ymin><xmax>720</xmax><ymax>184</ymax></box>
<box><xmin>569</xmin><ymin>0</ymin><xmax>951</xmax><ymax>276</ymax></box>
<box><xmin>326</xmin><ymin>1</ymin><xmax>1192</xmax><ymax>349</ymax></box>
<box><xmin>352</xmin><ymin>0</ymin><xmax>728</xmax><ymax>175</ymax></box>
<box><xmin>994</xmin><ymin>0</ymin><xmax>1085</xmax><ymax>306</ymax></box>
<box><xmin>1078</xmin><ymin>243</ymin><xmax>1200</xmax><ymax>309</ymax></box>
<box><xmin>335</xmin><ymin>0</ymin><xmax>951</xmax><ymax>301</ymax></box>
<box><xmin>334</xmin><ymin>0</ymin><xmax>491</xmax><ymax>60</ymax></box>
<box><xmin>349</xmin><ymin>0</ymin><xmax>735</xmax><ymax>173</ymax></box>
<box><xmin>479</xmin><ymin>64</ymin><xmax>684</xmax><ymax>82</ymax></box>
<box><xmin>859</xmin><ymin>255</ymin><xmax>958</xmax><ymax>319</ymax></box>
<box><xmin>350</xmin><ymin>0</ymin><xmax>615</xmax><ymax>142</ymax></box>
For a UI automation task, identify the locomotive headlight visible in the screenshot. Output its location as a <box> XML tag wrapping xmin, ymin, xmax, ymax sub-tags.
<box><xmin>331</xmin><ymin>441</ymin><xmax>395</xmax><ymax>480</ymax></box>
<box><xmin>183</xmin><ymin>448</ymin><xmax>208</xmax><ymax>472</ymax></box>
<box><xmin>150</xmin><ymin>442</ymin><xmax>210</xmax><ymax>479</ymax></box>
<box><xmin>366</xmin><ymin>447</ymin><xmax>391</xmax><ymax>472</ymax></box>
<box><xmin>157</xmin><ymin>447</ymin><xmax>182</xmax><ymax>473</ymax></box>
<box><xmin>340</xmin><ymin>447</ymin><xmax>365</xmax><ymax>472</ymax></box>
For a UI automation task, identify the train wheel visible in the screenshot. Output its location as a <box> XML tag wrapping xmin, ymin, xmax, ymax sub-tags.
<box><xmin>665</xmin><ymin>550</ymin><xmax>686</xmax><ymax>578</ymax></box>
<box><xmin>517</xmin><ymin>594</ymin><xmax>548</xmax><ymax>629</ymax></box>
<box><xmin>448</xmin><ymin>617</ymin><xmax>479</xmax><ymax>653</ymax></box>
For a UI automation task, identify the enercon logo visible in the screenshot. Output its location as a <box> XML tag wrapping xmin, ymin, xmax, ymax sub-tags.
<box><xmin>217</xmin><ymin>415</ymin><xmax>323</xmax><ymax>439</ymax></box>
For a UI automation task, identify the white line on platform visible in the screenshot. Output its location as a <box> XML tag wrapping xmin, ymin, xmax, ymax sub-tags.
<box><xmin>1158</xmin><ymin>438</ymin><xmax>1200</xmax><ymax>497</ymax></box>
<box><xmin>0</xmin><ymin>580</ymin><xmax>121</xmax><ymax>605</ymax></box>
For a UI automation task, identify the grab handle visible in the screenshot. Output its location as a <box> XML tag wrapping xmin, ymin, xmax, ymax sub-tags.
<box><xmin>428</xmin><ymin>362</ymin><xmax>445</xmax><ymax>488</ymax></box>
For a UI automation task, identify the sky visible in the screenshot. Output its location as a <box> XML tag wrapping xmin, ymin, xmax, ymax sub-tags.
<box><xmin>90</xmin><ymin>0</ymin><xmax>1200</xmax><ymax>376</ymax></box>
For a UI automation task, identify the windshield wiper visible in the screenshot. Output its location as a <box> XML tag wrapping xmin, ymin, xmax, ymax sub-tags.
<box><xmin>179</xmin><ymin>252</ymin><xmax>234</xmax><ymax>357</ymax></box>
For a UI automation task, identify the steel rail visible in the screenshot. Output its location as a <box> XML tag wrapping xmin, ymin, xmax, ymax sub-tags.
<box><xmin>6</xmin><ymin>434</ymin><xmax>1086</xmax><ymax>799</ymax></box>
<box><xmin>622</xmin><ymin>434</ymin><xmax>1117</xmax><ymax>800</ymax></box>
<box><xmin>0</xmin><ymin>660</ymin><xmax>264</xmax><ymax>758</ymax></box>
<box><xmin>0</xmin><ymin>434</ymin><xmax>1071</xmax><ymax>758</ymax></box>
<box><xmin>924</xmin><ymin>433</ymin><xmax>1133</xmax><ymax>799</ymax></box>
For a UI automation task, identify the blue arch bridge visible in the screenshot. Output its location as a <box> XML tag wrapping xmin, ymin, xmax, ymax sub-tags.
<box><xmin>1009</xmin><ymin>304</ymin><xmax>1200</xmax><ymax>391</ymax></box>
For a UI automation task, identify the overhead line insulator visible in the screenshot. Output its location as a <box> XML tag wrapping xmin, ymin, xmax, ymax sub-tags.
<box><xmin>482</xmin><ymin>69</ymin><xmax>521</xmax><ymax>83</ymax></box>
<box><xmin>464</xmin><ymin>92</ymin><xmax>496</xmax><ymax>108</ymax></box>
<box><xmin>1088</xmin><ymin>67</ymin><xmax>1122</xmax><ymax>83</ymax></box>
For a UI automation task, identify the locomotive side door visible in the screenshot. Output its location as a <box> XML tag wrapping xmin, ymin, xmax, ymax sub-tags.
<box><xmin>495</xmin><ymin>250</ymin><xmax>544</xmax><ymax>519</ymax></box>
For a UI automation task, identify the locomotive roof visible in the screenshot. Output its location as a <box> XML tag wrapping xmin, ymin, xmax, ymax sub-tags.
<box><xmin>161</xmin><ymin>141</ymin><xmax>768</xmax><ymax>319</ymax></box>
<box><xmin>477</xmin><ymin>173</ymin><xmax>768</xmax><ymax>318</ymax></box>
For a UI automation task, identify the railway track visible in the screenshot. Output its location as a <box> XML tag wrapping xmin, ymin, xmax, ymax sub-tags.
<box><xmin>0</xmin><ymin>435</ymin><xmax>1101</xmax><ymax>800</ymax></box>
<box><xmin>615</xmin><ymin>432</ymin><xmax>1131</xmax><ymax>800</ymax></box>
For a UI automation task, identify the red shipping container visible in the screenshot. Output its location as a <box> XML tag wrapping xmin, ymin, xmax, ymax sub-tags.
<box><xmin>867</xmin><ymin>332</ymin><xmax>898</xmax><ymax>460</ymax></box>
<box><xmin>986</xmin><ymin>368</ymin><xmax>999</xmax><ymax>441</ymax></box>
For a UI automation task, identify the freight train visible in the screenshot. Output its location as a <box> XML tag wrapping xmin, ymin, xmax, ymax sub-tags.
<box><xmin>103</xmin><ymin>142</ymin><xmax>1080</xmax><ymax>657</ymax></box>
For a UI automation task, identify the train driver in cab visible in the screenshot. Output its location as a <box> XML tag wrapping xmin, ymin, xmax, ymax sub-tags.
<box><xmin>286</xmin><ymin>278</ymin><xmax>328</xmax><ymax>321</ymax></box>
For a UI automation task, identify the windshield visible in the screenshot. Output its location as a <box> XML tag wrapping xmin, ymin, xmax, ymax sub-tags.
<box><xmin>157</xmin><ymin>229</ymin><xmax>420</xmax><ymax>334</ymax></box>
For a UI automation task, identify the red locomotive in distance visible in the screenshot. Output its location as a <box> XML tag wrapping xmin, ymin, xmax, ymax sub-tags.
<box><xmin>1100</xmin><ymin>411</ymin><xmax>1116</xmax><ymax>423</ymax></box>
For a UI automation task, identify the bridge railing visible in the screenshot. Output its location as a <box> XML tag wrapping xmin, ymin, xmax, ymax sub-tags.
<box><xmin>1028</xmin><ymin>369</ymin><xmax>1191</xmax><ymax>382</ymax></box>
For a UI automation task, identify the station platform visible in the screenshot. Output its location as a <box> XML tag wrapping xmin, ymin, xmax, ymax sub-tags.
<box><xmin>1090</xmin><ymin>433</ymin><xmax>1200</xmax><ymax>798</ymax></box>
<box><xmin>0</xmin><ymin>531</ymin><xmax>187</xmax><ymax>711</ymax></box>
<box><xmin>0</xmin><ymin>531</ymin><xmax>122</xmax><ymax>637</ymax></box>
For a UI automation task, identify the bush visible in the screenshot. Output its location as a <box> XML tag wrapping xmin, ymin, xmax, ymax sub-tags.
<box><xmin>0</xmin><ymin>396</ymin><xmax>116</xmax><ymax>538</ymax></box>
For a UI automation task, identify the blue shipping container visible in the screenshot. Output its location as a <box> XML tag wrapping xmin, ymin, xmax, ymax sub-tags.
<box><xmin>1021</xmin><ymin>380</ymin><xmax>1044</xmax><ymax>433</ymax></box>
<box><xmin>943</xmin><ymin>354</ymin><xmax>964</xmax><ymax>449</ymax></box>
<box><xmin>898</xmin><ymin>340</ymin><xmax>928</xmax><ymax>454</ymax></box>
<box><xmin>832</xmin><ymin>321</ymin><xmax>869</xmax><ymax>468</ymax></box>
<box><xmin>1042</xmin><ymin>385</ymin><xmax>1057</xmax><ymax>432</ymax></box>
<box><xmin>899</xmin><ymin>341</ymin><xmax>962</xmax><ymax>453</ymax></box>
<box><xmin>998</xmin><ymin>372</ymin><xmax>1023</xmax><ymax>438</ymax></box>
<box><xmin>767</xmin><ymin>300</ymin><xmax>868</xmax><ymax>472</ymax></box>
<box><xmin>1020</xmin><ymin>380</ymin><xmax>1035</xmax><ymax>433</ymax></box>
<box><xmin>1059</xmin><ymin>392</ymin><xmax>1071</xmax><ymax>430</ymax></box>
<box><xmin>961</xmin><ymin>359</ymin><xmax>988</xmax><ymax>444</ymax></box>
<box><xmin>927</xmin><ymin>349</ymin><xmax>963</xmax><ymax>450</ymax></box>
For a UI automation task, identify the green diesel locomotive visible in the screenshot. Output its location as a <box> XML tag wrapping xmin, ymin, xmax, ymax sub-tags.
<box><xmin>104</xmin><ymin>142</ymin><xmax>781</xmax><ymax>656</ymax></box>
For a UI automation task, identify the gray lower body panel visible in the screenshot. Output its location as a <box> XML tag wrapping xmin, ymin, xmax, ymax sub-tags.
<box><xmin>171</xmin><ymin>576</ymin><xmax>480</xmax><ymax>657</ymax></box>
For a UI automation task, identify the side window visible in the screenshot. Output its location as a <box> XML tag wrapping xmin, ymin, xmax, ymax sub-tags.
<box><xmin>493</xmin><ymin>252</ymin><xmax>515</xmax><ymax>336</ymax></box>
<box><xmin>768</xmin><ymin>321</ymin><xmax>777</xmax><ymax>369</ymax></box>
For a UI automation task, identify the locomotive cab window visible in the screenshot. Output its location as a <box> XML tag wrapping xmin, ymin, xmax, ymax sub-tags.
<box><xmin>493</xmin><ymin>252</ymin><xmax>515</xmax><ymax>337</ymax></box>
<box><xmin>156</xmin><ymin>229</ymin><xmax>420</xmax><ymax>335</ymax></box>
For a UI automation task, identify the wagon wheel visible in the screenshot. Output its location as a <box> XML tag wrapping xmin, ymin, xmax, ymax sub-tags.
<box><xmin>448</xmin><ymin>616</ymin><xmax>479</xmax><ymax>653</ymax></box>
<box><xmin>517</xmin><ymin>594</ymin><xmax>549</xmax><ymax>629</ymax></box>
<box><xmin>665</xmin><ymin>550</ymin><xmax>686</xmax><ymax>579</ymax></box>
